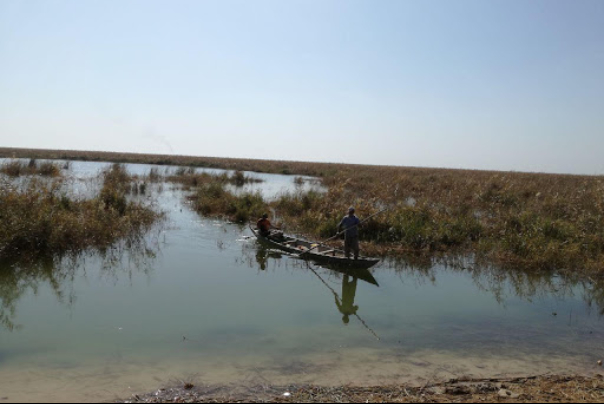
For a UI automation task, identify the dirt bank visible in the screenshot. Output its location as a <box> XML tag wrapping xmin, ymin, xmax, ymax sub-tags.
<box><xmin>117</xmin><ymin>375</ymin><xmax>604</xmax><ymax>403</ymax></box>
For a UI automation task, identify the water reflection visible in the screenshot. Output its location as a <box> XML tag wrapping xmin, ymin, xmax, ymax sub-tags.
<box><xmin>0</xmin><ymin>256</ymin><xmax>63</xmax><ymax>332</ymax></box>
<box><xmin>245</xmin><ymin>242</ymin><xmax>384</xmax><ymax>338</ymax></box>
<box><xmin>304</xmin><ymin>263</ymin><xmax>382</xmax><ymax>339</ymax></box>
<box><xmin>0</xmin><ymin>239</ymin><xmax>158</xmax><ymax>332</ymax></box>
<box><xmin>384</xmin><ymin>253</ymin><xmax>604</xmax><ymax>317</ymax></box>
<box><xmin>336</xmin><ymin>275</ymin><xmax>359</xmax><ymax>325</ymax></box>
<box><xmin>247</xmin><ymin>243</ymin><xmax>604</xmax><ymax>324</ymax></box>
<box><xmin>255</xmin><ymin>248</ymin><xmax>268</xmax><ymax>271</ymax></box>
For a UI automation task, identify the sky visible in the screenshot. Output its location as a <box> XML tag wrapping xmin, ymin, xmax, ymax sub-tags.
<box><xmin>0</xmin><ymin>0</ymin><xmax>603</xmax><ymax>175</ymax></box>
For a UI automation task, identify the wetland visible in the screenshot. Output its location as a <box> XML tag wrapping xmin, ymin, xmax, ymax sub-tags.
<box><xmin>0</xmin><ymin>150</ymin><xmax>603</xmax><ymax>403</ymax></box>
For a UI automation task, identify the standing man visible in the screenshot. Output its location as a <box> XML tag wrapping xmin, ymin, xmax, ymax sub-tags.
<box><xmin>338</xmin><ymin>207</ymin><xmax>360</xmax><ymax>260</ymax></box>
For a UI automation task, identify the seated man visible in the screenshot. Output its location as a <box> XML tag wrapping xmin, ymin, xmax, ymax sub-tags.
<box><xmin>257</xmin><ymin>214</ymin><xmax>272</xmax><ymax>237</ymax></box>
<box><xmin>257</xmin><ymin>214</ymin><xmax>284</xmax><ymax>240</ymax></box>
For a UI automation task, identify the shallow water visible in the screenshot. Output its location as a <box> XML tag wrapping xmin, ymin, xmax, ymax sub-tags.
<box><xmin>0</xmin><ymin>161</ymin><xmax>603</xmax><ymax>403</ymax></box>
<box><xmin>0</xmin><ymin>158</ymin><xmax>321</xmax><ymax>201</ymax></box>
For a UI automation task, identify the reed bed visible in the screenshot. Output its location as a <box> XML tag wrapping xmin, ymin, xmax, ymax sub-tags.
<box><xmin>0</xmin><ymin>147</ymin><xmax>336</xmax><ymax>177</ymax></box>
<box><xmin>0</xmin><ymin>164</ymin><xmax>161</xmax><ymax>259</ymax></box>
<box><xmin>3</xmin><ymin>148</ymin><xmax>604</xmax><ymax>276</ymax></box>
<box><xmin>168</xmin><ymin>169</ymin><xmax>263</xmax><ymax>190</ymax></box>
<box><xmin>183</xmin><ymin>169</ymin><xmax>604</xmax><ymax>277</ymax></box>
<box><xmin>188</xmin><ymin>183</ymin><xmax>266</xmax><ymax>224</ymax></box>
<box><xmin>0</xmin><ymin>159</ymin><xmax>63</xmax><ymax>177</ymax></box>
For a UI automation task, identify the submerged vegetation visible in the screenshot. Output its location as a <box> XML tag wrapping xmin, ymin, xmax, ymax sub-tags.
<box><xmin>0</xmin><ymin>163</ymin><xmax>161</xmax><ymax>260</ymax></box>
<box><xmin>2</xmin><ymin>147</ymin><xmax>604</xmax><ymax>277</ymax></box>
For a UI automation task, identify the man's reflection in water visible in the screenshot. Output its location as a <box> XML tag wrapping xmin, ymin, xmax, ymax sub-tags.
<box><xmin>335</xmin><ymin>275</ymin><xmax>359</xmax><ymax>325</ymax></box>
<box><xmin>256</xmin><ymin>248</ymin><xmax>268</xmax><ymax>271</ymax></box>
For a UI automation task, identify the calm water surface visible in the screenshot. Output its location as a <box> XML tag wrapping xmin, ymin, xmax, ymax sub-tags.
<box><xmin>0</xmin><ymin>161</ymin><xmax>603</xmax><ymax>402</ymax></box>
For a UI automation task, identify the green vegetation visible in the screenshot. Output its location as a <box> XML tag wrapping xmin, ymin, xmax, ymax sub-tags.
<box><xmin>189</xmin><ymin>183</ymin><xmax>266</xmax><ymax>224</ymax></box>
<box><xmin>0</xmin><ymin>164</ymin><xmax>161</xmax><ymax>260</ymax></box>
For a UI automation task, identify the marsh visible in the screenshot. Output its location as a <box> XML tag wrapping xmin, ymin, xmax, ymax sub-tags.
<box><xmin>0</xmin><ymin>159</ymin><xmax>603</xmax><ymax>402</ymax></box>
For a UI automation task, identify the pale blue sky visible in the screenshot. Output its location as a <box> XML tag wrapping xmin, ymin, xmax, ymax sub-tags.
<box><xmin>1</xmin><ymin>0</ymin><xmax>603</xmax><ymax>174</ymax></box>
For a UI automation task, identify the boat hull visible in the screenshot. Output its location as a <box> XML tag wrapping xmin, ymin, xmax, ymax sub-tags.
<box><xmin>250</xmin><ymin>227</ymin><xmax>380</xmax><ymax>271</ymax></box>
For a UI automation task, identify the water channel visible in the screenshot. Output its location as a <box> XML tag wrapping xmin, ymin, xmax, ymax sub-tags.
<box><xmin>0</xmin><ymin>161</ymin><xmax>603</xmax><ymax>402</ymax></box>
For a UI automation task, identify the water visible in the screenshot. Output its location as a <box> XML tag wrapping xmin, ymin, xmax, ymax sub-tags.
<box><xmin>1</xmin><ymin>161</ymin><xmax>603</xmax><ymax>402</ymax></box>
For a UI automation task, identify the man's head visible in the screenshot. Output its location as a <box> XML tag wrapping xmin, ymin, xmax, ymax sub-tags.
<box><xmin>262</xmin><ymin>213</ymin><xmax>269</xmax><ymax>219</ymax></box>
<box><xmin>348</xmin><ymin>207</ymin><xmax>355</xmax><ymax>216</ymax></box>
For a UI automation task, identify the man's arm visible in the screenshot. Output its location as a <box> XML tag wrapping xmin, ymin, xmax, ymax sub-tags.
<box><xmin>337</xmin><ymin>217</ymin><xmax>345</xmax><ymax>233</ymax></box>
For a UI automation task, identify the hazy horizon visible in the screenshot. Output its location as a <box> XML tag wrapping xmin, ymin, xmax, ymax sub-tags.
<box><xmin>1</xmin><ymin>0</ymin><xmax>603</xmax><ymax>175</ymax></box>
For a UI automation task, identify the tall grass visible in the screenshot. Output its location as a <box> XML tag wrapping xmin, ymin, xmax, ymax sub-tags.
<box><xmin>4</xmin><ymin>147</ymin><xmax>604</xmax><ymax>276</ymax></box>
<box><xmin>0</xmin><ymin>165</ymin><xmax>161</xmax><ymax>259</ymax></box>
<box><xmin>168</xmin><ymin>169</ymin><xmax>263</xmax><ymax>190</ymax></box>
<box><xmin>185</xmin><ymin>168</ymin><xmax>604</xmax><ymax>277</ymax></box>
<box><xmin>0</xmin><ymin>147</ymin><xmax>344</xmax><ymax>177</ymax></box>
<box><xmin>0</xmin><ymin>159</ymin><xmax>62</xmax><ymax>177</ymax></box>
<box><xmin>189</xmin><ymin>183</ymin><xmax>266</xmax><ymax>224</ymax></box>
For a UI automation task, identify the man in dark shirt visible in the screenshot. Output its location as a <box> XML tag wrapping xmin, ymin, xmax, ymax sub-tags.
<box><xmin>338</xmin><ymin>207</ymin><xmax>361</xmax><ymax>259</ymax></box>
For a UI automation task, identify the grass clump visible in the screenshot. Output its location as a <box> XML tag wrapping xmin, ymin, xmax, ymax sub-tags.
<box><xmin>0</xmin><ymin>159</ymin><xmax>63</xmax><ymax>177</ymax></box>
<box><xmin>169</xmin><ymin>169</ymin><xmax>263</xmax><ymax>190</ymax></box>
<box><xmin>0</xmin><ymin>165</ymin><xmax>160</xmax><ymax>259</ymax></box>
<box><xmin>190</xmin><ymin>182</ymin><xmax>267</xmax><ymax>223</ymax></box>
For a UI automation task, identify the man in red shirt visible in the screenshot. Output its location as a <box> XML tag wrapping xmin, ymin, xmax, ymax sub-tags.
<box><xmin>257</xmin><ymin>213</ymin><xmax>273</xmax><ymax>237</ymax></box>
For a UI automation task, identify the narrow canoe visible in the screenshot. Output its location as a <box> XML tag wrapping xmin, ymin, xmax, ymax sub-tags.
<box><xmin>250</xmin><ymin>227</ymin><xmax>381</xmax><ymax>271</ymax></box>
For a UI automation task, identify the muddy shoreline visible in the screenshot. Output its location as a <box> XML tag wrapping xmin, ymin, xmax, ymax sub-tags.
<box><xmin>117</xmin><ymin>375</ymin><xmax>604</xmax><ymax>403</ymax></box>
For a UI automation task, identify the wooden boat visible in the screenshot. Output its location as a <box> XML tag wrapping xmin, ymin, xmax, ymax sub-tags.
<box><xmin>250</xmin><ymin>226</ymin><xmax>381</xmax><ymax>271</ymax></box>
